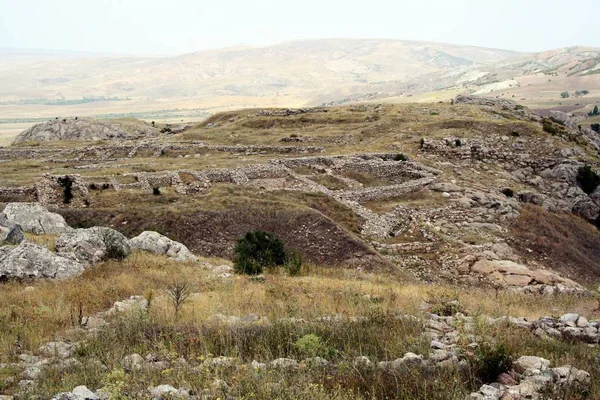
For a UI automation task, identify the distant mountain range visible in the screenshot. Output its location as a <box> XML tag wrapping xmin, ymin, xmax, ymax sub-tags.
<box><xmin>1</xmin><ymin>39</ymin><xmax>599</xmax><ymax>118</ymax></box>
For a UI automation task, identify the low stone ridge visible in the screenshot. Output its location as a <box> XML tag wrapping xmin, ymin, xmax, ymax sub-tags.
<box><xmin>56</xmin><ymin>227</ymin><xmax>132</xmax><ymax>265</ymax></box>
<box><xmin>2</xmin><ymin>203</ymin><xmax>72</xmax><ymax>235</ymax></box>
<box><xmin>0</xmin><ymin>241</ymin><xmax>85</xmax><ymax>280</ymax></box>
<box><xmin>13</xmin><ymin>118</ymin><xmax>160</xmax><ymax>144</ymax></box>
<box><xmin>130</xmin><ymin>231</ymin><xmax>197</xmax><ymax>262</ymax></box>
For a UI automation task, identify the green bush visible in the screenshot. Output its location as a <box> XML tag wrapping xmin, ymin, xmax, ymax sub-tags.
<box><xmin>285</xmin><ymin>249</ymin><xmax>303</xmax><ymax>276</ymax></box>
<box><xmin>455</xmin><ymin>139</ymin><xmax>462</xmax><ymax>147</ymax></box>
<box><xmin>475</xmin><ymin>343</ymin><xmax>513</xmax><ymax>384</ymax></box>
<box><xmin>420</xmin><ymin>138</ymin><xmax>425</xmax><ymax>148</ymax></box>
<box><xmin>542</xmin><ymin>121</ymin><xmax>558</xmax><ymax>135</ymax></box>
<box><xmin>591</xmin><ymin>123</ymin><xmax>600</xmax><ymax>133</ymax></box>
<box><xmin>560</xmin><ymin>91</ymin><xmax>570</xmax><ymax>99</ymax></box>
<box><xmin>233</xmin><ymin>231</ymin><xmax>287</xmax><ymax>275</ymax></box>
<box><xmin>394</xmin><ymin>153</ymin><xmax>408</xmax><ymax>161</ymax></box>
<box><xmin>577</xmin><ymin>165</ymin><xmax>600</xmax><ymax>195</ymax></box>
<box><xmin>294</xmin><ymin>334</ymin><xmax>332</xmax><ymax>358</ymax></box>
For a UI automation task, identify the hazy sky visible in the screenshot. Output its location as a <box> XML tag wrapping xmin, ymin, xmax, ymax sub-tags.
<box><xmin>1</xmin><ymin>0</ymin><xmax>597</xmax><ymax>55</ymax></box>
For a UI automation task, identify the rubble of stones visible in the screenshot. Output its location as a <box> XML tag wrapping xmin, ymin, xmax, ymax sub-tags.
<box><xmin>2</xmin><ymin>298</ymin><xmax>593</xmax><ymax>400</ymax></box>
<box><xmin>256</xmin><ymin>107</ymin><xmax>328</xmax><ymax>117</ymax></box>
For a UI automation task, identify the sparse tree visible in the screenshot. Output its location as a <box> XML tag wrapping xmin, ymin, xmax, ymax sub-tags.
<box><xmin>167</xmin><ymin>280</ymin><xmax>193</xmax><ymax>321</ymax></box>
<box><xmin>560</xmin><ymin>91</ymin><xmax>569</xmax><ymax>99</ymax></box>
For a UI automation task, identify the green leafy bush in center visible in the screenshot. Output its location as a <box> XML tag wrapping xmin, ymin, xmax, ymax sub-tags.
<box><xmin>233</xmin><ymin>231</ymin><xmax>287</xmax><ymax>275</ymax></box>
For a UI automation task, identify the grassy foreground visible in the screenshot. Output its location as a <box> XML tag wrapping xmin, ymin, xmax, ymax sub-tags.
<box><xmin>0</xmin><ymin>252</ymin><xmax>599</xmax><ymax>398</ymax></box>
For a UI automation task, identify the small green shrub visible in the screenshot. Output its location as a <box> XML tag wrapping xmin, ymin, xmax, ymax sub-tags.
<box><xmin>510</xmin><ymin>131</ymin><xmax>520</xmax><ymax>137</ymax></box>
<box><xmin>285</xmin><ymin>249</ymin><xmax>303</xmax><ymax>276</ymax></box>
<box><xmin>394</xmin><ymin>153</ymin><xmax>408</xmax><ymax>161</ymax></box>
<box><xmin>542</xmin><ymin>121</ymin><xmax>558</xmax><ymax>135</ymax></box>
<box><xmin>233</xmin><ymin>231</ymin><xmax>287</xmax><ymax>275</ymax></box>
<box><xmin>591</xmin><ymin>123</ymin><xmax>600</xmax><ymax>133</ymax></box>
<box><xmin>455</xmin><ymin>139</ymin><xmax>462</xmax><ymax>147</ymax></box>
<box><xmin>420</xmin><ymin>138</ymin><xmax>425</xmax><ymax>148</ymax></box>
<box><xmin>100</xmin><ymin>368</ymin><xmax>127</xmax><ymax>400</ymax></box>
<box><xmin>560</xmin><ymin>91</ymin><xmax>570</xmax><ymax>99</ymax></box>
<box><xmin>577</xmin><ymin>165</ymin><xmax>600</xmax><ymax>195</ymax></box>
<box><xmin>294</xmin><ymin>334</ymin><xmax>332</xmax><ymax>358</ymax></box>
<box><xmin>474</xmin><ymin>343</ymin><xmax>513</xmax><ymax>384</ymax></box>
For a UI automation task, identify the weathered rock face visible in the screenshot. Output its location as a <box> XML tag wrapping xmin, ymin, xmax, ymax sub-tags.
<box><xmin>468</xmin><ymin>259</ymin><xmax>582</xmax><ymax>291</ymax></box>
<box><xmin>2</xmin><ymin>203</ymin><xmax>72</xmax><ymax>235</ymax></box>
<box><xmin>13</xmin><ymin>118</ymin><xmax>159</xmax><ymax>144</ymax></box>
<box><xmin>130</xmin><ymin>231</ymin><xmax>197</xmax><ymax>262</ymax></box>
<box><xmin>56</xmin><ymin>227</ymin><xmax>131</xmax><ymax>265</ymax></box>
<box><xmin>454</xmin><ymin>95</ymin><xmax>540</xmax><ymax>121</ymax></box>
<box><xmin>0</xmin><ymin>242</ymin><xmax>85</xmax><ymax>280</ymax></box>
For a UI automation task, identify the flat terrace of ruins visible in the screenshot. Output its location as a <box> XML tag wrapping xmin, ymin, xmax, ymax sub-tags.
<box><xmin>0</xmin><ymin>154</ymin><xmax>440</xmax><ymax>239</ymax></box>
<box><xmin>0</xmin><ymin>140</ymin><xmax>325</xmax><ymax>164</ymax></box>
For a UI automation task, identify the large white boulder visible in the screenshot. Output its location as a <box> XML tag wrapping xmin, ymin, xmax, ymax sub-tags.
<box><xmin>130</xmin><ymin>231</ymin><xmax>196</xmax><ymax>262</ymax></box>
<box><xmin>0</xmin><ymin>242</ymin><xmax>85</xmax><ymax>280</ymax></box>
<box><xmin>56</xmin><ymin>227</ymin><xmax>131</xmax><ymax>265</ymax></box>
<box><xmin>2</xmin><ymin>203</ymin><xmax>72</xmax><ymax>235</ymax></box>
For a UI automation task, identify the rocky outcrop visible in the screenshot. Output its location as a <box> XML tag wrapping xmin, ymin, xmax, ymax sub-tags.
<box><xmin>13</xmin><ymin>118</ymin><xmax>159</xmax><ymax>144</ymax></box>
<box><xmin>130</xmin><ymin>231</ymin><xmax>197</xmax><ymax>262</ymax></box>
<box><xmin>2</xmin><ymin>203</ymin><xmax>72</xmax><ymax>235</ymax></box>
<box><xmin>454</xmin><ymin>95</ymin><xmax>541</xmax><ymax>121</ymax></box>
<box><xmin>0</xmin><ymin>242</ymin><xmax>85</xmax><ymax>280</ymax></box>
<box><xmin>468</xmin><ymin>356</ymin><xmax>590</xmax><ymax>400</ymax></box>
<box><xmin>56</xmin><ymin>227</ymin><xmax>131</xmax><ymax>265</ymax></box>
<box><xmin>464</xmin><ymin>258</ymin><xmax>583</xmax><ymax>293</ymax></box>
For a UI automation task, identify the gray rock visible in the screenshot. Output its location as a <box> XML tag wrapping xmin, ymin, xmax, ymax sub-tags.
<box><xmin>514</xmin><ymin>356</ymin><xmax>550</xmax><ymax>374</ymax></box>
<box><xmin>13</xmin><ymin>118</ymin><xmax>160</xmax><ymax>144</ymax></box>
<box><xmin>56</xmin><ymin>227</ymin><xmax>131</xmax><ymax>265</ymax></box>
<box><xmin>103</xmin><ymin>296</ymin><xmax>148</xmax><ymax>316</ymax></box>
<box><xmin>203</xmin><ymin>356</ymin><xmax>235</xmax><ymax>369</ymax></box>
<box><xmin>250</xmin><ymin>360</ymin><xmax>266</xmax><ymax>370</ymax></box>
<box><xmin>0</xmin><ymin>242</ymin><xmax>85</xmax><ymax>280</ymax></box>
<box><xmin>72</xmin><ymin>386</ymin><xmax>99</xmax><ymax>400</ymax></box>
<box><xmin>3</xmin><ymin>203</ymin><xmax>72</xmax><ymax>235</ymax></box>
<box><xmin>353</xmin><ymin>356</ymin><xmax>373</xmax><ymax>368</ymax></box>
<box><xmin>52</xmin><ymin>394</ymin><xmax>81</xmax><ymax>400</ymax></box>
<box><xmin>5</xmin><ymin>225</ymin><xmax>25</xmax><ymax>245</ymax></box>
<box><xmin>130</xmin><ymin>231</ymin><xmax>196</xmax><ymax>262</ymax></box>
<box><xmin>39</xmin><ymin>341</ymin><xmax>72</xmax><ymax>359</ymax></box>
<box><xmin>559</xmin><ymin>313</ymin><xmax>579</xmax><ymax>324</ymax></box>
<box><xmin>149</xmin><ymin>385</ymin><xmax>178</xmax><ymax>399</ymax></box>
<box><xmin>269</xmin><ymin>358</ymin><xmax>298</xmax><ymax>369</ymax></box>
<box><xmin>122</xmin><ymin>354</ymin><xmax>145</xmax><ymax>371</ymax></box>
